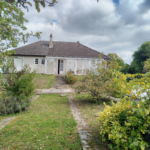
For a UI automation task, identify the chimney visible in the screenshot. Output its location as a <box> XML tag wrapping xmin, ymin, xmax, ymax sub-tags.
<box><xmin>49</xmin><ymin>34</ymin><xmax>53</xmax><ymax>48</ymax></box>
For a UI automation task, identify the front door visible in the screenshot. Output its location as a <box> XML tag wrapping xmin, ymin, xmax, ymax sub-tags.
<box><xmin>58</xmin><ymin>60</ymin><xmax>63</xmax><ymax>74</ymax></box>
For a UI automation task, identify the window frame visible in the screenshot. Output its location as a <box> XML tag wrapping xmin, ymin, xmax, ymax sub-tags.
<box><xmin>41</xmin><ymin>58</ymin><xmax>45</xmax><ymax>65</ymax></box>
<box><xmin>34</xmin><ymin>58</ymin><xmax>39</xmax><ymax>65</ymax></box>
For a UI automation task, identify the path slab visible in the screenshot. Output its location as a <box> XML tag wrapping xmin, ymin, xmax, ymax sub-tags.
<box><xmin>36</xmin><ymin>89</ymin><xmax>74</xmax><ymax>94</ymax></box>
<box><xmin>0</xmin><ymin>116</ymin><xmax>16</xmax><ymax>131</ymax></box>
<box><xmin>68</xmin><ymin>95</ymin><xmax>91</xmax><ymax>150</ymax></box>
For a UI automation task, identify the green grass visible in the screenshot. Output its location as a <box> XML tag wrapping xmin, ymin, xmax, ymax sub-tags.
<box><xmin>75</xmin><ymin>75</ymin><xmax>85</xmax><ymax>82</ymax></box>
<box><xmin>73</xmin><ymin>93</ymin><xmax>110</xmax><ymax>150</ymax></box>
<box><xmin>0</xmin><ymin>116</ymin><xmax>6</xmax><ymax>121</ymax></box>
<box><xmin>0</xmin><ymin>94</ymin><xmax>82</xmax><ymax>150</ymax></box>
<box><xmin>34</xmin><ymin>74</ymin><xmax>55</xmax><ymax>89</ymax></box>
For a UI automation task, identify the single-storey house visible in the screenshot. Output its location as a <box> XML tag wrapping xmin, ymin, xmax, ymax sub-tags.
<box><xmin>13</xmin><ymin>34</ymin><xmax>110</xmax><ymax>75</ymax></box>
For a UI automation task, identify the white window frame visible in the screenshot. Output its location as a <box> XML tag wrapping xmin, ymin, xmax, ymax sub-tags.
<box><xmin>41</xmin><ymin>58</ymin><xmax>45</xmax><ymax>65</ymax></box>
<box><xmin>34</xmin><ymin>58</ymin><xmax>39</xmax><ymax>65</ymax></box>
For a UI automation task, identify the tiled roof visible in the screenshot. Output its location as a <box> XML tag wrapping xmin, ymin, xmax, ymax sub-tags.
<box><xmin>14</xmin><ymin>41</ymin><xmax>110</xmax><ymax>59</ymax></box>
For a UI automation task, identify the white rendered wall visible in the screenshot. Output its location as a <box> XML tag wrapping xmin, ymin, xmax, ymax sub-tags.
<box><xmin>14</xmin><ymin>56</ymin><xmax>45</xmax><ymax>73</ymax></box>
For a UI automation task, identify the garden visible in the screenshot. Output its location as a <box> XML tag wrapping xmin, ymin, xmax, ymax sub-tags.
<box><xmin>1</xmin><ymin>0</ymin><xmax>150</xmax><ymax>149</ymax></box>
<box><xmin>64</xmin><ymin>45</ymin><xmax>150</xmax><ymax>150</ymax></box>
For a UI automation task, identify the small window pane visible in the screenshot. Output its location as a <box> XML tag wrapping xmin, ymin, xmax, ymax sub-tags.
<box><xmin>35</xmin><ymin>59</ymin><xmax>38</xmax><ymax>64</ymax></box>
<box><xmin>41</xmin><ymin>59</ymin><xmax>45</xmax><ymax>65</ymax></box>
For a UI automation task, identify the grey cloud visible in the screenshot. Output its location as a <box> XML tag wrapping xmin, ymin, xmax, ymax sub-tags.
<box><xmin>20</xmin><ymin>0</ymin><xmax>150</xmax><ymax>63</ymax></box>
<box><xmin>139</xmin><ymin>0</ymin><xmax>150</xmax><ymax>14</ymax></box>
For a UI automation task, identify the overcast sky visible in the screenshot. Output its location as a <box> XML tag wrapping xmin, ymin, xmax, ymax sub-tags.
<box><xmin>20</xmin><ymin>0</ymin><xmax>150</xmax><ymax>64</ymax></box>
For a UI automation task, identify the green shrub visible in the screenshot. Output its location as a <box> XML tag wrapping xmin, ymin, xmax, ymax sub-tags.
<box><xmin>0</xmin><ymin>94</ymin><xmax>30</xmax><ymax>115</ymax></box>
<box><xmin>5</xmin><ymin>65</ymin><xmax>36</xmax><ymax>99</ymax></box>
<box><xmin>97</xmin><ymin>98</ymin><xmax>150</xmax><ymax>150</ymax></box>
<box><xmin>144</xmin><ymin>72</ymin><xmax>150</xmax><ymax>78</ymax></box>
<box><xmin>65</xmin><ymin>71</ymin><xmax>77</xmax><ymax>84</ymax></box>
<box><xmin>0</xmin><ymin>65</ymin><xmax>35</xmax><ymax>115</ymax></box>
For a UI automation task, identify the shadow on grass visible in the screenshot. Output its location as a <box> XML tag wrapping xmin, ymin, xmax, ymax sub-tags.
<box><xmin>89</xmin><ymin>127</ymin><xmax>110</xmax><ymax>150</ymax></box>
<box><xmin>74</xmin><ymin>93</ymin><xmax>111</xmax><ymax>106</ymax></box>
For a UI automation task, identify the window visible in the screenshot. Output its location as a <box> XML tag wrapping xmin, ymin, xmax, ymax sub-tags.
<box><xmin>41</xmin><ymin>59</ymin><xmax>45</xmax><ymax>65</ymax></box>
<box><xmin>59</xmin><ymin>60</ymin><xmax>63</xmax><ymax>71</ymax></box>
<box><xmin>35</xmin><ymin>58</ymin><xmax>38</xmax><ymax>64</ymax></box>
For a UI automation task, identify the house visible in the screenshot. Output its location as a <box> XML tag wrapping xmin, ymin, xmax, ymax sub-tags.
<box><xmin>13</xmin><ymin>34</ymin><xmax>110</xmax><ymax>75</ymax></box>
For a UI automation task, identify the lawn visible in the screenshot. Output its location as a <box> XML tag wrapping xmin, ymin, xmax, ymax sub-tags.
<box><xmin>0</xmin><ymin>94</ymin><xmax>82</xmax><ymax>150</ymax></box>
<box><xmin>73</xmin><ymin>93</ymin><xmax>110</xmax><ymax>150</ymax></box>
<box><xmin>34</xmin><ymin>74</ymin><xmax>55</xmax><ymax>89</ymax></box>
<box><xmin>69</xmin><ymin>75</ymin><xmax>85</xmax><ymax>88</ymax></box>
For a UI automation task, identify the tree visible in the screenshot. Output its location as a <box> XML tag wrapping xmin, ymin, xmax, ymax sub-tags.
<box><xmin>0</xmin><ymin>0</ymin><xmax>41</xmax><ymax>93</ymax></box>
<box><xmin>121</xmin><ymin>63</ymin><xmax>130</xmax><ymax>74</ymax></box>
<box><xmin>143</xmin><ymin>58</ymin><xmax>150</xmax><ymax>72</ymax></box>
<box><xmin>0</xmin><ymin>0</ymin><xmax>41</xmax><ymax>50</ymax></box>
<box><xmin>108</xmin><ymin>53</ymin><xmax>124</xmax><ymax>71</ymax></box>
<box><xmin>129</xmin><ymin>41</ymin><xmax>150</xmax><ymax>73</ymax></box>
<box><xmin>5</xmin><ymin>0</ymin><xmax>58</xmax><ymax>12</ymax></box>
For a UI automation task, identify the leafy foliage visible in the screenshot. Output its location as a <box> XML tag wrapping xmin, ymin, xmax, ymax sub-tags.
<box><xmin>144</xmin><ymin>71</ymin><xmax>150</xmax><ymax>78</ymax></box>
<box><xmin>6</xmin><ymin>0</ymin><xmax>58</xmax><ymax>12</ymax></box>
<box><xmin>127</xmin><ymin>41</ymin><xmax>150</xmax><ymax>74</ymax></box>
<box><xmin>0</xmin><ymin>0</ymin><xmax>41</xmax><ymax>95</ymax></box>
<box><xmin>97</xmin><ymin>97</ymin><xmax>150</xmax><ymax>150</ymax></box>
<box><xmin>144</xmin><ymin>58</ymin><xmax>150</xmax><ymax>73</ymax></box>
<box><xmin>0</xmin><ymin>65</ymin><xmax>36</xmax><ymax>115</ymax></box>
<box><xmin>0</xmin><ymin>0</ymin><xmax>41</xmax><ymax>50</ymax></box>
<box><xmin>4</xmin><ymin>65</ymin><xmax>36</xmax><ymax>99</ymax></box>
<box><xmin>65</xmin><ymin>71</ymin><xmax>77</xmax><ymax>84</ymax></box>
<box><xmin>108</xmin><ymin>53</ymin><xmax>124</xmax><ymax>71</ymax></box>
<box><xmin>0</xmin><ymin>94</ymin><xmax>30</xmax><ymax>115</ymax></box>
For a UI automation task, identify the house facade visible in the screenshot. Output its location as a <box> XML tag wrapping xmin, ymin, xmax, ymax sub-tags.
<box><xmin>14</xmin><ymin>34</ymin><xmax>110</xmax><ymax>75</ymax></box>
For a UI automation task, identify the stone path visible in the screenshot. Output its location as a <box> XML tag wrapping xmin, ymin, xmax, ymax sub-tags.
<box><xmin>52</xmin><ymin>75</ymin><xmax>68</xmax><ymax>89</ymax></box>
<box><xmin>36</xmin><ymin>75</ymin><xmax>74</xmax><ymax>94</ymax></box>
<box><xmin>0</xmin><ymin>116</ymin><xmax>16</xmax><ymax>131</ymax></box>
<box><xmin>68</xmin><ymin>95</ymin><xmax>91</xmax><ymax>150</ymax></box>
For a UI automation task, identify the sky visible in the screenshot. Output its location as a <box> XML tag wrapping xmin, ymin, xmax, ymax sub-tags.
<box><xmin>20</xmin><ymin>0</ymin><xmax>150</xmax><ymax>64</ymax></box>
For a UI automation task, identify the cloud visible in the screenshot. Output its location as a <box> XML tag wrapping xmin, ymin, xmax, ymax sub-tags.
<box><xmin>19</xmin><ymin>0</ymin><xmax>150</xmax><ymax>64</ymax></box>
<box><xmin>139</xmin><ymin>0</ymin><xmax>150</xmax><ymax>14</ymax></box>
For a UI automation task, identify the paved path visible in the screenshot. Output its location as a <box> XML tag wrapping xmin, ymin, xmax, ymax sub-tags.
<box><xmin>68</xmin><ymin>95</ymin><xmax>91</xmax><ymax>150</ymax></box>
<box><xmin>36</xmin><ymin>75</ymin><xmax>74</xmax><ymax>94</ymax></box>
<box><xmin>0</xmin><ymin>116</ymin><xmax>16</xmax><ymax>131</ymax></box>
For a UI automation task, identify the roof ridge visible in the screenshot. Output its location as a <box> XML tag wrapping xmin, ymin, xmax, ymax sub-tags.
<box><xmin>38</xmin><ymin>40</ymin><xmax>75</xmax><ymax>42</ymax></box>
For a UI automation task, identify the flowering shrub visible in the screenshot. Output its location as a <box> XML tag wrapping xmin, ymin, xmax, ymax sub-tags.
<box><xmin>97</xmin><ymin>97</ymin><xmax>150</xmax><ymax>150</ymax></box>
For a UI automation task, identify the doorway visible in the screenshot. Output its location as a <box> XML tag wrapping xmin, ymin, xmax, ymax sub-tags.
<box><xmin>58</xmin><ymin>60</ymin><xmax>63</xmax><ymax>74</ymax></box>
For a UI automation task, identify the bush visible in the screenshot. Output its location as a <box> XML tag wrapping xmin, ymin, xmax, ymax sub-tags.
<box><xmin>5</xmin><ymin>65</ymin><xmax>36</xmax><ymax>99</ymax></box>
<box><xmin>65</xmin><ymin>71</ymin><xmax>77</xmax><ymax>84</ymax></box>
<box><xmin>144</xmin><ymin>72</ymin><xmax>150</xmax><ymax>78</ymax></box>
<box><xmin>0</xmin><ymin>65</ymin><xmax>35</xmax><ymax>115</ymax></box>
<box><xmin>97</xmin><ymin>98</ymin><xmax>150</xmax><ymax>150</ymax></box>
<box><xmin>0</xmin><ymin>94</ymin><xmax>30</xmax><ymax>115</ymax></box>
